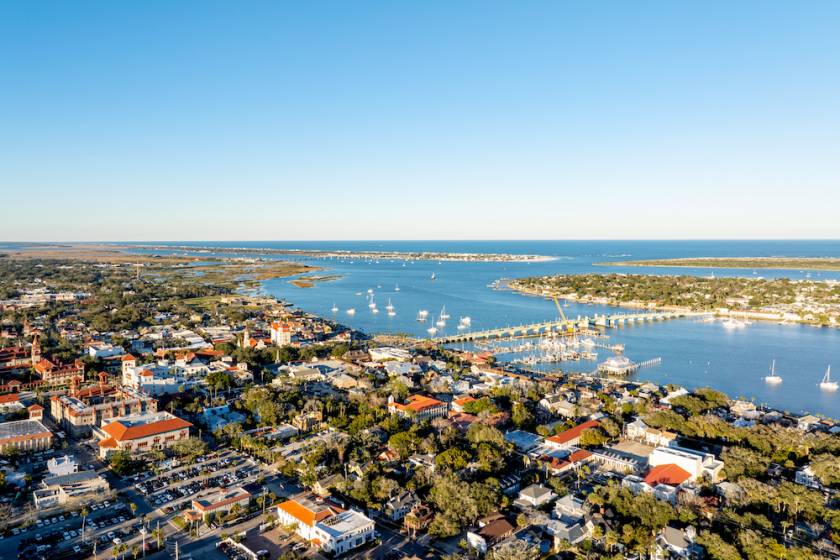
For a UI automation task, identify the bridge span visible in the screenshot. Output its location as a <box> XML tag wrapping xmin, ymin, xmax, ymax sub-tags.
<box><xmin>433</xmin><ymin>311</ymin><xmax>708</xmax><ymax>343</ymax></box>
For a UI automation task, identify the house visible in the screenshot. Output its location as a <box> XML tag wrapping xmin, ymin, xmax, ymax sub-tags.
<box><xmin>0</xmin><ymin>418</ymin><xmax>53</xmax><ymax>452</ymax></box>
<box><xmin>192</xmin><ymin>487</ymin><xmax>251</xmax><ymax>520</ymax></box>
<box><xmin>656</xmin><ymin>526</ymin><xmax>698</xmax><ymax>558</ymax></box>
<box><xmin>539</xmin><ymin>395</ymin><xmax>576</xmax><ymax>417</ymax></box>
<box><xmin>313</xmin><ymin>474</ymin><xmax>345</xmax><ymax>497</ymax></box>
<box><xmin>384</xmin><ymin>491</ymin><xmax>420</xmax><ymax>522</ymax></box>
<box><xmin>515</xmin><ymin>484</ymin><xmax>556</xmax><ymax>508</ymax></box>
<box><xmin>545</xmin><ymin>494</ymin><xmax>594</xmax><ymax>546</ymax></box>
<box><xmin>794</xmin><ymin>465</ymin><xmax>821</xmax><ymax>489</ymax></box>
<box><xmin>467</xmin><ymin>514</ymin><xmax>515</xmax><ymax>554</ymax></box>
<box><xmin>797</xmin><ymin>414</ymin><xmax>821</xmax><ymax>431</ymax></box>
<box><xmin>451</xmin><ymin>396</ymin><xmax>477</xmax><ymax>413</ymax></box>
<box><xmin>545</xmin><ymin>420</ymin><xmax>600</xmax><ymax>450</ymax></box>
<box><xmin>95</xmin><ymin>411</ymin><xmax>192</xmax><ymax>459</ymax></box>
<box><xmin>625</xmin><ymin>417</ymin><xmax>677</xmax><ymax>447</ymax></box>
<box><xmin>32</xmin><ymin>470</ymin><xmax>110</xmax><ymax>510</ymax></box>
<box><xmin>276</xmin><ymin>495</ymin><xmax>375</xmax><ymax>556</ymax></box>
<box><xmin>388</xmin><ymin>394</ymin><xmax>447</xmax><ymax>422</ymax></box>
<box><xmin>270</xmin><ymin>321</ymin><xmax>293</xmax><ymax>346</ymax></box>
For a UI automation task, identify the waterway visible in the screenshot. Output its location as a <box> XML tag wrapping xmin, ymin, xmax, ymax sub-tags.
<box><xmin>129</xmin><ymin>240</ymin><xmax>840</xmax><ymax>418</ymax></box>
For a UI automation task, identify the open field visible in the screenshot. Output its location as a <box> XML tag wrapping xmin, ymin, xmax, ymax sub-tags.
<box><xmin>597</xmin><ymin>257</ymin><xmax>840</xmax><ymax>271</ymax></box>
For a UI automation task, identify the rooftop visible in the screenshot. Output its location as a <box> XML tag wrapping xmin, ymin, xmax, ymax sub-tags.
<box><xmin>0</xmin><ymin>418</ymin><xmax>51</xmax><ymax>440</ymax></box>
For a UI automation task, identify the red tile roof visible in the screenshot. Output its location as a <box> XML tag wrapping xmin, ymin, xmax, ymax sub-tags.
<box><xmin>644</xmin><ymin>463</ymin><xmax>692</xmax><ymax>486</ymax></box>
<box><xmin>547</xmin><ymin>420</ymin><xmax>601</xmax><ymax>445</ymax></box>
<box><xmin>101</xmin><ymin>416</ymin><xmax>192</xmax><ymax>442</ymax></box>
<box><xmin>390</xmin><ymin>394</ymin><xmax>444</xmax><ymax>414</ymax></box>
<box><xmin>0</xmin><ymin>394</ymin><xmax>20</xmax><ymax>405</ymax></box>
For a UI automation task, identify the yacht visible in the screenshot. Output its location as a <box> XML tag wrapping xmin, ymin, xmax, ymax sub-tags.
<box><xmin>386</xmin><ymin>299</ymin><xmax>394</xmax><ymax>312</ymax></box>
<box><xmin>763</xmin><ymin>360</ymin><xmax>782</xmax><ymax>385</ymax></box>
<box><xmin>416</xmin><ymin>309</ymin><xmax>429</xmax><ymax>322</ymax></box>
<box><xmin>388</xmin><ymin>309</ymin><xmax>396</xmax><ymax>317</ymax></box>
<box><xmin>331</xmin><ymin>302</ymin><xmax>338</xmax><ymax>313</ymax></box>
<box><xmin>427</xmin><ymin>325</ymin><xmax>438</xmax><ymax>336</ymax></box>
<box><xmin>721</xmin><ymin>317</ymin><xmax>746</xmax><ymax>330</ymax></box>
<box><xmin>820</xmin><ymin>365</ymin><xmax>838</xmax><ymax>391</ymax></box>
<box><xmin>435</xmin><ymin>316</ymin><xmax>446</xmax><ymax>328</ymax></box>
<box><xmin>346</xmin><ymin>308</ymin><xmax>356</xmax><ymax>315</ymax></box>
<box><xmin>459</xmin><ymin>316</ymin><xmax>472</xmax><ymax>327</ymax></box>
<box><xmin>440</xmin><ymin>306</ymin><xmax>450</xmax><ymax>320</ymax></box>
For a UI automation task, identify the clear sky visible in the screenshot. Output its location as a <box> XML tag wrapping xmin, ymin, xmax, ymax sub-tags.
<box><xmin>1</xmin><ymin>1</ymin><xmax>839</xmax><ymax>241</ymax></box>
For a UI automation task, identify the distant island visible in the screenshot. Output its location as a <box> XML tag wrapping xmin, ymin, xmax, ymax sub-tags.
<box><xmin>122</xmin><ymin>243</ymin><xmax>555</xmax><ymax>263</ymax></box>
<box><xmin>509</xmin><ymin>273</ymin><xmax>840</xmax><ymax>327</ymax></box>
<box><xmin>597</xmin><ymin>257</ymin><xmax>840</xmax><ymax>272</ymax></box>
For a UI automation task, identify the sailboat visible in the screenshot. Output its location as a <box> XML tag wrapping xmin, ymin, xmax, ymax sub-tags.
<box><xmin>435</xmin><ymin>313</ymin><xmax>446</xmax><ymax>328</ymax></box>
<box><xmin>416</xmin><ymin>310</ymin><xmax>429</xmax><ymax>322</ymax></box>
<box><xmin>440</xmin><ymin>306</ymin><xmax>450</xmax><ymax>320</ymax></box>
<box><xmin>386</xmin><ymin>299</ymin><xmax>394</xmax><ymax>312</ymax></box>
<box><xmin>427</xmin><ymin>325</ymin><xmax>438</xmax><ymax>336</ymax></box>
<box><xmin>368</xmin><ymin>295</ymin><xmax>377</xmax><ymax>309</ymax></box>
<box><xmin>764</xmin><ymin>360</ymin><xmax>782</xmax><ymax>385</ymax></box>
<box><xmin>388</xmin><ymin>308</ymin><xmax>396</xmax><ymax>317</ymax></box>
<box><xmin>394</xmin><ymin>283</ymin><xmax>400</xmax><ymax>292</ymax></box>
<box><xmin>430</xmin><ymin>272</ymin><xmax>436</xmax><ymax>280</ymax></box>
<box><xmin>330</xmin><ymin>302</ymin><xmax>338</xmax><ymax>313</ymax></box>
<box><xmin>819</xmin><ymin>365</ymin><xmax>838</xmax><ymax>391</ymax></box>
<box><xmin>346</xmin><ymin>308</ymin><xmax>356</xmax><ymax>315</ymax></box>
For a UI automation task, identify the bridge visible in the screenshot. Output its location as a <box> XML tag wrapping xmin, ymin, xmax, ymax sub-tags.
<box><xmin>433</xmin><ymin>311</ymin><xmax>707</xmax><ymax>343</ymax></box>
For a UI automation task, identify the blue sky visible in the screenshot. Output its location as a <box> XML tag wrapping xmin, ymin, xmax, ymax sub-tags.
<box><xmin>1</xmin><ymin>1</ymin><xmax>839</xmax><ymax>241</ymax></box>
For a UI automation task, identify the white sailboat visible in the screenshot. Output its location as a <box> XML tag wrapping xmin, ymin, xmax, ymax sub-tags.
<box><xmin>394</xmin><ymin>283</ymin><xmax>400</xmax><ymax>292</ymax></box>
<box><xmin>368</xmin><ymin>295</ymin><xmax>377</xmax><ymax>309</ymax></box>
<box><xmin>372</xmin><ymin>307</ymin><xmax>379</xmax><ymax>314</ymax></box>
<box><xmin>427</xmin><ymin>325</ymin><xmax>438</xmax><ymax>336</ymax></box>
<box><xmin>386</xmin><ymin>299</ymin><xmax>394</xmax><ymax>312</ymax></box>
<box><xmin>416</xmin><ymin>309</ymin><xmax>429</xmax><ymax>322</ymax></box>
<box><xmin>331</xmin><ymin>302</ymin><xmax>338</xmax><ymax>313</ymax></box>
<box><xmin>346</xmin><ymin>308</ymin><xmax>356</xmax><ymax>315</ymax></box>
<box><xmin>440</xmin><ymin>306</ymin><xmax>450</xmax><ymax>320</ymax></box>
<box><xmin>430</xmin><ymin>272</ymin><xmax>436</xmax><ymax>280</ymax></box>
<box><xmin>819</xmin><ymin>365</ymin><xmax>838</xmax><ymax>391</ymax></box>
<box><xmin>388</xmin><ymin>309</ymin><xmax>396</xmax><ymax>317</ymax></box>
<box><xmin>764</xmin><ymin>360</ymin><xmax>782</xmax><ymax>385</ymax></box>
<box><xmin>435</xmin><ymin>316</ymin><xmax>446</xmax><ymax>328</ymax></box>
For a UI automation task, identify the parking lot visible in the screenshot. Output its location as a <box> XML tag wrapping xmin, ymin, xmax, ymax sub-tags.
<box><xmin>15</xmin><ymin>501</ymin><xmax>134</xmax><ymax>560</ymax></box>
<box><xmin>131</xmin><ymin>453</ymin><xmax>263</xmax><ymax>512</ymax></box>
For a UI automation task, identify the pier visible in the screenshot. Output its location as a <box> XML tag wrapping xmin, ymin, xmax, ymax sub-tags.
<box><xmin>434</xmin><ymin>311</ymin><xmax>707</xmax><ymax>342</ymax></box>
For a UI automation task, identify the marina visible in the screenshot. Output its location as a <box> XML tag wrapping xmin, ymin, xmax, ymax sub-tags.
<box><xmin>134</xmin><ymin>240</ymin><xmax>840</xmax><ymax>418</ymax></box>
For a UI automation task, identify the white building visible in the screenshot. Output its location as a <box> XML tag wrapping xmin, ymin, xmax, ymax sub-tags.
<box><xmin>648</xmin><ymin>446</ymin><xmax>724</xmax><ymax>482</ymax></box>
<box><xmin>47</xmin><ymin>455</ymin><xmax>79</xmax><ymax>477</ymax></box>
<box><xmin>277</xmin><ymin>496</ymin><xmax>375</xmax><ymax>555</ymax></box>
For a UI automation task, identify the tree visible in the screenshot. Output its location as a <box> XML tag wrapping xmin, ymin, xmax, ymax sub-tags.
<box><xmin>171</xmin><ymin>437</ymin><xmax>208</xmax><ymax>462</ymax></box>
<box><xmin>435</xmin><ymin>448</ymin><xmax>471</xmax><ymax>473</ymax></box>
<box><xmin>511</xmin><ymin>402</ymin><xmax>534</xmax><ymax>428</ymax></box>
<box><xmin>579</xmin><ymin>427</ymin><xmax>609</xmax><ymax>448</ymax></box>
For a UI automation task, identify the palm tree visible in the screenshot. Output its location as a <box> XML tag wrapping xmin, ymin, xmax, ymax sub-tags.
<box><xmin>131</xmin><ymin>544</ymin><xmax>140</xmax><ymax>559</ymax></box>
<box><xmin>129</xmin><ymin>502</ymin><xmax>138</xmax><ymax>518</ymax></box>
<box><xmin>81</xmin><ymin>506</ymin><xmax>89</xmax><ymax>542</ymax></box>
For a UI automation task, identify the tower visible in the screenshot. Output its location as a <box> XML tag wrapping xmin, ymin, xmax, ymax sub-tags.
<box><xmin>31</xmin><ymin>335</ymin><xmax>41</xmax><ymax>365</ymax></box>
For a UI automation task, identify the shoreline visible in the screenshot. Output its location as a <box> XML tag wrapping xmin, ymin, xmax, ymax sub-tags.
<box><xmin>115</xmin><ymin>243</ymin><xmax>556</xmax><ymax>263</ymax></box>
<box><xmin>597</xmin><ymin>256</ymin><xmax>840</xmax><ymax>272</ymax></box>
<box><xmin>506</xmin><ymin>277</ymin><xmax>840</xmax><ymax>329</ymax></box>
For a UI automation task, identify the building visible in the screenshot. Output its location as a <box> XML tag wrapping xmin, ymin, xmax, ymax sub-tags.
<box><xmin>648</xmin><ymin>446</ymin><xmax>724</xmax><ymax>482</ymax></box>
<box><xmin>270</xmin><ymin>321</ymin><xmax>293</xmax><ymax>346</ymax></box>
<box><xmin>34</xmin><ymin>358</ymin><xmax>85</xmax><ymax>384</ymax></box>
<box><xmin>0</xmin><ymin>418</ymin><xmax>53</xmax><ymax>452</ymax></box>
<box><xmin>0</xmin><ymin>393</ymin><xmax>24</xmax><ymax>415</ymax></box>
<box><xmin>466</xmin><ymin>514</ymin><xmax>515</xmax><ymax>555</ymax></box>
<box><xmin>95</xmin><ymin>411</ymin><xmax>192</xmax><ymax>459</ymax></box>
<box><xmin>47</xmin><ymin>454</ymin><xmax>79</xmax><ymax>476</ymax></box>
<box><xmin>369</xmin><ymin>347</ymin><xmax>411</xmax><ymax>362</ymax></box>
<box><xmin>50</xmin><ymin>383</ymin><xmax>157</xmax><ymax>437</ymax></box>
<box><xmin>794</xmin><ymin>465</ymin><xmax>821</xmax><ymax>489</ymax></box>
<box><xmin>33</xmin><ymin>470</ymin><xmax>109</xmax><ymax>510</ymax></box>
<box><xmin>276</xmin><ymin>496</ymin><xmax>375</xmax><ymax>556</ymax></box>
<box><xmin>387</xmin><ymin>394</ymin><xmax>447</xmax><ymax>422</ymax></box>
<box><xmin>545</xmin><ymin>420</ymin><xmax>601</xmax><ymax>450</ymax></box>
<box><xmin>597</xmin><ymin>355</ymin><xmax>637</xmax><ymax>376</ymax></box>
<box><xmin>192</xmin><ymin>487</ymin><xmax>251</xmax><ymax>520</ymax></box>
<box><xmin>515</xmin><ymin>484</ymin><xmax>556</xmax><ymax>508</ymax></box>
<box><xmin>383</xmin><ymin>491</ymin><xmax>420</xmax><ymax>522</ymax></box>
